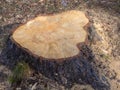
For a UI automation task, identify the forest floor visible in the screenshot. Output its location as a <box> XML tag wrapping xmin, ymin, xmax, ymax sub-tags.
<box><xmin>0</xmin><ymin>0</ymin><xmax>120</xmax><ymax>90</ymax></box>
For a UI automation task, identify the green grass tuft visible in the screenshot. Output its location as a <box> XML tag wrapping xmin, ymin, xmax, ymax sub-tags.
<box><xmin>8</xmin><ymin>61</ymin><xmax>30</xmax><ymax>84</ymax></box>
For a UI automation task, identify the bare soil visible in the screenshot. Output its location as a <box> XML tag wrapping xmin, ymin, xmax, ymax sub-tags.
<box><xmin>0</xmin><ymin>0</ymin><xmax>120</xmax><ymax>90</ymax></box>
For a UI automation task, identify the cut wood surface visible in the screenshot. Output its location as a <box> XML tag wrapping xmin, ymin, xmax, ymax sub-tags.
<box><xmin>11</xmin><ymin>10</ymin><xmax>89</xmax><ymax>60</ymax></box>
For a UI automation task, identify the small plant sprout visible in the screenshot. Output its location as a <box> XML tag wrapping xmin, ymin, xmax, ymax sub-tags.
<box><xmin>8</xmin><ymin>61</ymin><xmax>31</xmax><ymax>84</ymax></box>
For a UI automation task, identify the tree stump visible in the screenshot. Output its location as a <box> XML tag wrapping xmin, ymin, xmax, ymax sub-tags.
<box><xmin>11</xmin><ymin>10</ymin><xmax>88</xmax><ymax>61</ymax></box>
<box><xmin>10</xmin><ymin>10</ymin><xmax>109</xmax><ymax>89</ymax></box>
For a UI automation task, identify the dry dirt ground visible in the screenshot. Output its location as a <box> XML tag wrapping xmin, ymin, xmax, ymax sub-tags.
<box><xmin>0</xmin><ymin>0</ymin><xmax>120</xmax><ymax>90</ymax></box>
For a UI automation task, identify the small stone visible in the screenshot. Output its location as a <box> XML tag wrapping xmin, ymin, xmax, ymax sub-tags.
<box><xmin>16</xmin><ymin>15</ymin><xmax>22</xmax><ymax>18</ymax></box>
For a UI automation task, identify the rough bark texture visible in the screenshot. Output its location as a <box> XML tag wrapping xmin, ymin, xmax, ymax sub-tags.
<box><xmin>11</xmin><ymin>10</ymin><xmax>88</xmax><ymax>61</ymax></box>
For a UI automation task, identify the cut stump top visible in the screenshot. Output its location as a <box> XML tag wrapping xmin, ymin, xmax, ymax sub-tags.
<box><xmin>11</xmin><ymin>10</ymin><xmax>89</xmax><ymax>61</ymax></box>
